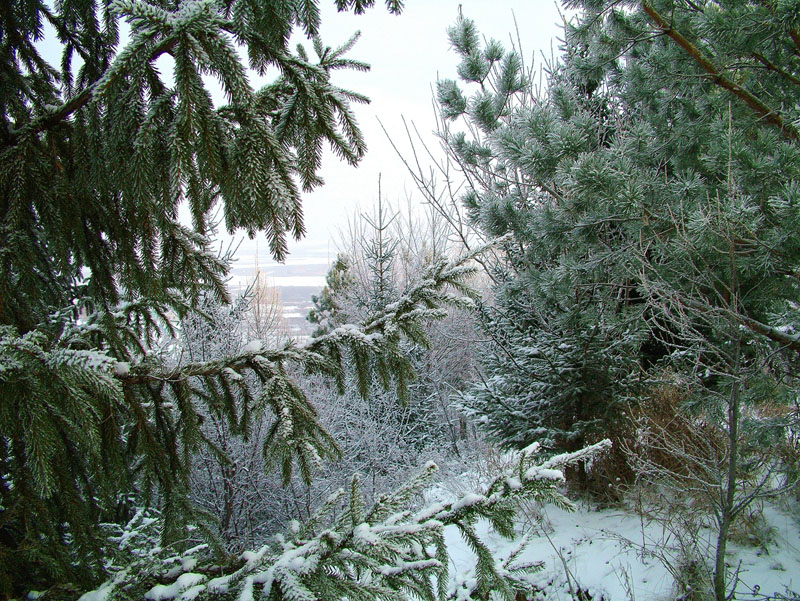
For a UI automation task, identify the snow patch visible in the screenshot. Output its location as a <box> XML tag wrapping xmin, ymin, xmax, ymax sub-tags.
<box><xmin>523</xmin><ymin>466</ymin><xmax>565</xmax><ymax>482</ymax></box>
<box><xmin>113</xmin><ymin>361</ymin><xmax>130</xmax><ymax>377</ymax></box>
<box><xmin>237</xmin><ymin>576</ymin><xmax>254</xmax><ymax>601</ymax></box>
<box><xmin>450</xmin><ymin>493</ymin><xmax>487</xmax><ymax>512</ymax></box>
<box><xmin>353</xmin><ymin>522</ymin><xmax>380</xmax><ymax>546</ymax></box>
<box><xmin>243</xmin><ymin>340</ymin><xmax>262</xmax><ymax>353</ymax></box>
<box><xmin>145</xmin><ymin>573</ymin><xmax>206</xmax><ymax>601</ymax></box>
<box><xmin>77</xmin><ymin>581</ymin><xmax>115</xmax><ymax>601</ymax></box>
<box><xmin>223</xmin><ymin>367</ymin><xmax>242</xmax><ymax>381</ymax></box>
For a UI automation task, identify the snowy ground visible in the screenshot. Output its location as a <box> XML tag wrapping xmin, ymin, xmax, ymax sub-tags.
<box><xmin>434</xmin><ymin>485</ymin><xmax>800</xmax><ymax>600</ymax></box>
<box><xmin>72</xmin><ymin>460</ymin><xmax>800</xmax><ymax>601</ymax></box>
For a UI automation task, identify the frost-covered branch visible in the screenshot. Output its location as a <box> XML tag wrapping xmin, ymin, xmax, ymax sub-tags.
<box><xmin>79</xmin><ymin>442</ymin><xmax>609</xmax><ymax>601</ymax></box>
<box><xmin>116</xmin><ymin>253</ymin><xmax>479</xmax><ymax>388</ymax></box>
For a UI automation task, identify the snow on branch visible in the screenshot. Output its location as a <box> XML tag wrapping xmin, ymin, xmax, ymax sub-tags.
<box><xmin>536</xmin><ymin>439</ymin><xmax>613</xmax><ymax>472</ymax></box>
<box><xmin>80</xmin><ymin>441</ymin><xmax>608</xmax><ymax>601</ymax></box>
<box><xmin>114</xmin><ymin>252</ymin><xmax>479</xmax><ymax>388</ymax></box>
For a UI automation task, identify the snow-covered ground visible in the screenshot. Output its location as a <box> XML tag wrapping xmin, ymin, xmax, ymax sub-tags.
<box><xmin>72</xmin><ymin>453</ymin><xmax>800</xmax><ymax>601</ymax></box>
<box><xmin>439</xmin><ymin>492</ymin><xmax>800</xmax><ymax>600</ymax></box>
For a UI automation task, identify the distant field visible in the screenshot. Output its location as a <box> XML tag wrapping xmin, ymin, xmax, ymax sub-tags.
<box><xmin>228</xmin><ymin>264</ymin><xmax>329</xmax><ymax>277</ymax></box>
<box><xmin>277</xmin><ymin>285</ymin><xmax>322</xmax><ymax>339</ymax></box>
<box><xmin>227</xmin><ymin>258</ymin><xmax>328</xmax><ymax>339</ymax></box>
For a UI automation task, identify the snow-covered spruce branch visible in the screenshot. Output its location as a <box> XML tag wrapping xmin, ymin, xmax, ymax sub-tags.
<box><xmin>10</xmin><ymin>0</ymin><xmax>239</xmax><ymax>145</ymax></box>
<box><xmin>116</xmin><ymin>254</ymin><xmax>479</xmax><ymax>387</ymax></box>
<box><xmin>93</xmin><ymin>254</ymin><xmax>482</xmax><ymax>486</ymax></box>
<box><xmin>80</xmin><ymin>442</ymin><xmax>610</xmax><ymax>601</ymax></box>
<box><xmin>534</xmin><ymin>439</ymin><xmax>614</xmax><ymax>473</ymax></box>
<box><xmin>8</xmin><ymin>34</ymin><xmax>178</xmax><ymax>145</ymax></box>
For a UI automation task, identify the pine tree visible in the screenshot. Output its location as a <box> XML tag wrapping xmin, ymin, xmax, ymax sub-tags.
<box><xmin>0</xmin><ymin>0</ymin><xmax>466</xmax><ymax>594</ymax></box>
<box><xmin>439</xmin><ymin>15</ymin><xmax>647</xmax><ymax>468</ymax></box>
<box><xmin>437</xmin><ymin>2</ymin><xmax>800</xmax><ymax>596</ymax></box>
<box><xmin>308</xmin><ymin>255</ymin><xmax>356</xmax><ymax>337</ymax></box>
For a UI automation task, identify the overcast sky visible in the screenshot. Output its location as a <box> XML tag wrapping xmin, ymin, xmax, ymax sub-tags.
<box><xmin>228</xmin><ymin>0</ymin><xmax>567</xmax><ymax>277</ymax></box>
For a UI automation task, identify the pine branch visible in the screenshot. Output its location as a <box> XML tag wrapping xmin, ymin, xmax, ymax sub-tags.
<box><xmin>641</xmin><ymin>1</ymin><xmax>799</xmax><ymax>141</ymax></box>
<box><xmin>752</xmin><ymin>52</ymin><xmax>800</xmax><ymax>86</ymax></box>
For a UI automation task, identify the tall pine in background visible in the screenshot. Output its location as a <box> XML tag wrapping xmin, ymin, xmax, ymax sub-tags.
<box><xmin>439</xmin><ymin>14</ymin><xmax>646</xmax><ymax>467</ymax></box>
<box><xmin>438</xmin><ymin>2</ymin><xmax>800</xmax><ymax>593</ymax></box>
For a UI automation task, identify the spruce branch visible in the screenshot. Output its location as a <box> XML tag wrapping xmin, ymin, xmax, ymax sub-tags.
<box><xmin>81</xmin><ymin>441</ymin><xmax>609</xmax><ymax>601</ymax></box>
<box><xmin>117</xmin><ymin>253</ymin><xmax>479</xmax><ymax>389</ymax></box>
<box><xmin>6</xmin><ymin>37</ymin><xmax>178</xmax><ymax>147</ymax></box>
<box><xmin>0</xmin><ymin>0</ymin><xmax>404</xmax><ymax>592</ymax></box>
<box><xmin>790</xmin><ymin>29</ymin><xmax>800</xmax><ymax>55</ymax></box>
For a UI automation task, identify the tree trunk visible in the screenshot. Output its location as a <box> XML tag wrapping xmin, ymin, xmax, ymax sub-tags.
<box><xmin>714</xmin><ymin>333</ymin><xmax>741</xmax><ymax>601</ymax></box>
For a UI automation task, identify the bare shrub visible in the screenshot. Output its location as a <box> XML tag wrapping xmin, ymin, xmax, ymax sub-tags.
<box><xmin>623</xmin><ymin>375</ymin><xmax>798</xmax><ymax>599</ymax></box>
<box><xmin>627</xmin><ymin>382</ymin><xmax>729</xmax><ymax>510</ymax></box>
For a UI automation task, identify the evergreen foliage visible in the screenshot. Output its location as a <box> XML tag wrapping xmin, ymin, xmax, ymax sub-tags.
<box><xmin>180</xmin><ymin>244</ymin><xmax>474</xmax><ymax>554</ymax></box>
<box><xmin>307</xmin><ymin>199</ymin><xmax>479</xmax><ymax>460</ymax></box>
<box><xmin>77</xmin><ymin>440</ymin><xmax>610</xmax><ymax>601</ymax></box>
<box><xmin>1</xmin><ymin>234</ymin><xmax>479</xmax><ymax>593</ymax></box>
<box><xmin>360</xmin><ymin>196</ymin><xmax>399</xmax><ymax>312</ymax></box>
<box><xmin>437</xmin><ymin>2</ymin><xmax>800</xmax><ymax>594</ymax></box>
<box><xmin>307</xmin><ymin>253</ymin><xmax>355</xmax><ymax>338</ymax></box>
<box><xmin>440</xmin><ymin>13</ymin><xmax>647</xmax><ymax>458</ymax></box>
<box><xmin>441</xmin><ymin>2</ymin><xmax>800</xmax><ymax>460</ymax></box>
<box><xmin>0</xmin><ymin>0</ymin><xmax>461</xmax><ymax>594</ymax></box>
<box><xmin>178</xmin><ymin>290</ymin><xmax>282</xmax><ymax>549</ymax></box>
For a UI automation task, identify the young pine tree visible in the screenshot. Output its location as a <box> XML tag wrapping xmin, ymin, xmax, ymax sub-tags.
<box><xmin>439</xmin><ymin>15</ymin><xmax>646</xmax><ymax>469</ymax></box>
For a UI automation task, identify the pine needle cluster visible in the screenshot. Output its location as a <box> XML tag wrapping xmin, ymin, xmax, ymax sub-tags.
<box><xmin>440</xmin><ymin>3</ymin><xmax>800</xmax><ymax>466</ymax></box>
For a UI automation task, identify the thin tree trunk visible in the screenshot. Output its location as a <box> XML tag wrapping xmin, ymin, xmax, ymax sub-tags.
<box><xmin>714</xmin><ymin>368</ymin><xmax>739</xmax><ymax>601</ymax></box>
<box><xmin>715</xmin><ymin>230</ymin><xmax>741</xmax><ymax>601</ymax></box>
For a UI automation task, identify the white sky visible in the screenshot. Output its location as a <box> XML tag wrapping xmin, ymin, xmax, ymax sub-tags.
<box><xmin>230</xmin><ymin>0</ymin><xmax>567</xmax><ymax>271</ymax></box>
